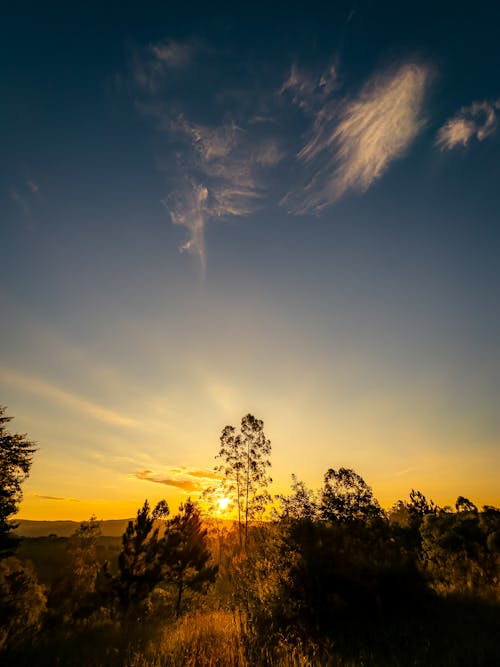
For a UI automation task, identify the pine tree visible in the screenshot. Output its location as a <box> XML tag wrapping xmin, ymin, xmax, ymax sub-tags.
<box><xmin>0</xmin><ymin>407</ymin><xmax>37</xmax><ymax>556</ymax></box>
<box><xmin>117</xmin><ymin>499</ymin><xmax>169</xmax><ymax>613</ymax></box>
<box><xmin>162</xmin><ymin>499</ymin><xmax>217</xmax><ymax>616</ymax></box>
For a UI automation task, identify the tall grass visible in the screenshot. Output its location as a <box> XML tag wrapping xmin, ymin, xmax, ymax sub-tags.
<box><xmin>125</xmin><ymin>610</ymin><xmax>339</xmax><ymax>667</ymax></box>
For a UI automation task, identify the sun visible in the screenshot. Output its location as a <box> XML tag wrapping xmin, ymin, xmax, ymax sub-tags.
<box><xmin>218</xmin><ymin>497</ymin><xmax>231</xmax><ymax>511</ymax></box>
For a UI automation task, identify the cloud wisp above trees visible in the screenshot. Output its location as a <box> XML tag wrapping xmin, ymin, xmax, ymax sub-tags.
<box><xmin>130</xmin><ymin>39</ymin><xmax>498</xmax><ymax>269</ymax></box>
<box><xmin>436</xmin><ymin>99</ymin><xmax>500</xmax><ymax>150</ymax></box>
<box><xmin>283</xmin><ymin>63</ymin><xmax>431</xmax><ymax>213</ymax></box>
<box><xmin>134</xmin><ymin>467</ymin><xmax>220</xmax><ymax>493</ymax></box>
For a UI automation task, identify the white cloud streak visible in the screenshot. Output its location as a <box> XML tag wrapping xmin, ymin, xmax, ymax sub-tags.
<box><xmin>135</xmin><ymin>51</ymin><xmax>433</xmax><ymax>263</ymax></box>
<box><xmin>283</xmin><ymin>63</ymin><xmax>430</xmax><ymax>213</ymax></box>
<box><xmin>0</xmin><ymin>366</ymin><xmax>139</xmax><ymax>428</ymax></box>
<box><xmin>436</xmin><ymin>99</ymin><xmax>500</xmax><ymax>150</ymax></box>
<box><xmin>160</xmin><ymin>114</ymin><xmax>282</xmax><ymax>269</ymax></box>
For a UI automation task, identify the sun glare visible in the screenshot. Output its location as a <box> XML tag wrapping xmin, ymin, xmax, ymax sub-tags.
<box><xmin>218</xmin><ymin>497</ymin><xmax>230</xmax><ymax>511</ymax></box>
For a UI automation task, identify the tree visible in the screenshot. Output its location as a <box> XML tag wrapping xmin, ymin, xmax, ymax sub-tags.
<box><xmin>0</xmin><ymin>556</ymin><xmax>46</xmax><ymax>651</ymax></box>
<box><xmin>68</xmin><ymin>515</ymin><xmax>102</xmax><ymax>591</ymax></box>
<box><xmin>276</xmin><ymin>475</ymin><xmax>320</xmax><ymax>522</ymax></box>
<box><xmin>0</xmin><ymin>407</ymin><xmax>37</xmax><ymax>556</ymax></box>
<box><xmin>161</xmin><ymin>499</ymin><xmax>217</xmax><ymax>616</ymax></box>
<box><xmin>320</xmin><ymin>467</ymin><xmax>382</xmax><ymax>523</ymax></box>
<box><xmin>455</xmin><ymin>496</ymin><xmax>478</xmax><ymax>514</ymax></box>
<box><xmin>215</xmin><ymin>414</ymin><xmax>272</xmax><ymax>549</ymax></box>
<box><xmin>116</xmin><ymin>499</ymin><xmax>169</xmax><ymax>613</ymax></box>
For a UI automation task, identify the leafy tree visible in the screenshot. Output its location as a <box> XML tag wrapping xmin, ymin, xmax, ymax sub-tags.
<box><xmin>116</xmin><ymin>499</ymin><xmax>169</xmax><ymax>613</ymax></box>
<box><xmin>0</xmin><ymin>407</ymin><xmax>37</xmax><ymax>555</ymax></box>
<box><xmin>0</xmin><ymin>556</ymin><xmax>46</xmax><ymax>651</ymax></box>
<box><xmin>320</xmin><ymin>467</ymin><xmax>382</xmax><ymax>523</ymax></box>
<box><xmin>276</xmin><ymin>475</ymin><xmax>320</xmax><ymax>521</ymax></box>
<box><xmin>420</xmin><ymin>508</ymin><xmax>494</xmax><ymax>595</ymax></box>
<box><xmin>68</xmin><ymin>515</ymin><xmax>102</xmax><ymax>592</ymax></box>
<box><xmin>215</xmin><ymin>414</ymin><xmax>272</xmax><ymax>549</ymax></box>
<box><xmin>455</xmin><ymin>496</ymin><xmax>478</xmax><ymax>514</ymax></box>
<box><xmin>407</xmin><ymin>489</ymin><xmax>438</xmax><ymax>525</ymax></box>
<box><xmin>162</xmin><ymin>499</ymin><xmax>217</xmax><ymax>616</ymax></box>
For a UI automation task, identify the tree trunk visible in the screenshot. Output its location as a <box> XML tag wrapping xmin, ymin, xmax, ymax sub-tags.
<box><xmin>245</xmin><ymin>436</ymin><xmax>251</xmax><ymax>550</ymax></box>
<box><xmin>236</xmin><ymin>469</ymin><xmax>242</xmax><ymax>550</ymax></box>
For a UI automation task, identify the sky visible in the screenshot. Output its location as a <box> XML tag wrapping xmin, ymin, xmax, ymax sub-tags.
<box><xmin>1</xmin><ymin>1</ymin><xmax>500</xmax><ymax>520</ymax></box>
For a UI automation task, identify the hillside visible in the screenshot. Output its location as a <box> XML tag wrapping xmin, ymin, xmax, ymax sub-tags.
<box><xmin>15</xmin><ymin>518</ymin><xmax>132</xmax><ymax>538</ymax></box>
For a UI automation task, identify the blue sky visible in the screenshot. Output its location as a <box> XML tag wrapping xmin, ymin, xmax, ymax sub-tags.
<box><xmin>1</xmin><ymin>2</ymin><xmax>500</xmax><ymax>518</ymax></box>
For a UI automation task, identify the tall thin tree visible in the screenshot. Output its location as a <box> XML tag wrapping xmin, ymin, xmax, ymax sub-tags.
<box><xmin>215</xmin><ymin>414</ymin><xmax>272</xmax><ymax>549</ymax></box>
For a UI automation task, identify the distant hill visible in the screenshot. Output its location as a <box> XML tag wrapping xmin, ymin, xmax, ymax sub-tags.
<box><xmin>15</xmin><ymin>519</ymin><xmax>132</xmax><ymax>538</ymax></box>
<box><xmin>15</xmin><ymin>516</ymin><xmax>238</xmax><ymax>538</ymax></box>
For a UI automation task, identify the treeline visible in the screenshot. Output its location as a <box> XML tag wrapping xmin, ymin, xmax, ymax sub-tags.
<box><xmin>1</xmin><ymin>409</ymin><xmax>500</xmax><ymax>665</ymax></box>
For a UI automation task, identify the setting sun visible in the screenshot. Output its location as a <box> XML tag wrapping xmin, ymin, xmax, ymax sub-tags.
<box><xmin>217</xmin><ymin>497</ymin><xmax>231</xmax><ymax>511</ymax></box>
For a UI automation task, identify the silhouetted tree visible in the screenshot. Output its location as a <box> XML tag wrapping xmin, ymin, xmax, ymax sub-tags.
<box><xmin>455</xmin><ymin>496</ymin><xmax>478</xmax><ymax>514</ymax></box>
<box><xmin>407</xmin><ymin>489</ymin><xmax>438</xmax><ymax>526</ymax></box>
<box><xmin>215</xmin><ymin>414</ymin><xmax>272</xmax><ymax>549</ymax></box>
<box><xmin>162</xmin><ymin>499</ymin><xmax>217</xmax><ymax>616</ymax></box>
<box><xmin>276</xmin><ymin>475</ymin><xmax>320</xmax><ymax>521</ymax></box>
<box><xmin>0</xmin><ymin>556</ymin><xmax>46</xmax><ymax>651</ymax></box>
<box><xmin>321</xmin><ymin>467</ymin><xmax>382</xmax><ymax>523</ymax></box>
<box><xmin>117</xmin><ymin>499</ymin><xmax>169</xmax><ymax>613</ymax></box>
<box><xmin>68</xmin><ymin>515</ymin><xmax>101</xmax><ymax>591</ymax></box>
<box><xmin>0</xmin><ymin>407</ymin><xmax>37</xmax><ymax>555</ymax></box>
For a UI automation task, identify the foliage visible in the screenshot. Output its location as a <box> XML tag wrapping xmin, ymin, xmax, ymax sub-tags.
<box><xmin>421</xmin><ymin>501</ymin><xmax>500</xmax><ymax>596</ymax></box>
<box><xmin>0</xmin><ymin>407</ymin><xmax>37</xmax><ymax>555</ymax></box>
<box><xmin>0</xmin><ymin>556</ymin><xmax>46</xmax><ymax>652</ymax></box>
<box><xmin>115</xmin><ymin>498</ymin><xmax>217</xmax><ymax>619</ymax></box>
<box><xmin>214</xmin><ymin>414</ymin><xmax>272</xmax><ymax>549</ymax></box>
<box><xmin>320</xmin><ymin>467</ymin><xmax>383</xmax><ymax>524</ymax></box>
<box><xmin>275</xmin><ymin>475</ymin><xmax>320</xmax><ymax>521</ymax></box>
<box><xmin>117</xmin><ymin>499</ymin><xmax>170</xmax><ymax>614</ymax></box>
<box><xmin>68</xmin><ymin>515</ymin><xmax>102</xmax><ymax>593</ymax></box>
<box><xmin>161</xmin><ymin>499</ymin><xmax>217</xmax><ymax>616</ymax></box>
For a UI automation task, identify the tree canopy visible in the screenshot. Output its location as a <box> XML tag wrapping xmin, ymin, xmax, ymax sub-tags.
<box><xmin>215</xmin><ymin>414</ymin><xmax>272</xmax><ymax>549</ymax></box>
<box><xmin>0</xmin><ymin>407</ymin><xmax>37</xmax><ymax>555</ymax></box>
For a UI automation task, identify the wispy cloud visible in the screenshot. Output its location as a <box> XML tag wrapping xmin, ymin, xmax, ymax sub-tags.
<box><xmin>134</xmin><ymin>467</ymin><xmax>220</xmax><ymax>493</ymax></box>
<box><xmin>279</xmin><ymin>62</ymin><xmax>339</xmax><ymax>113</ymax></box>
<box><xmin>283</xmin><ymin>63</ymin><xmax>430</xmax><ymax>213</ymax></box>
<box><xmin>139</xmin><ymin>107</ymin><xmax>283</xmax><ymax>269</ymax></box>
<box><xmin>133</xmin><ymin>48</ymin><xmax>432</xmax><ymax>264</ymax></box>
<box><xmin>0</xmin><ymin>366</ymin><xmax>139</xmax><ymax>428</ymax></box>
<box><xmin>132</xmin><ymin>39</ymin><xmax>194</xmax><ymax>92</ymax></box>
<box><xmin>394</xmin><ymin>467</ymin><xmax>417</xmax><ymax>478</ymax></box>
<box><xmin>436</xmin><ymin>99</ymin><xmax>500</xmax><ymax>150</ymax></box>
<box><xmin>34</xmin><ymin>494</ymin><xmax>80</xmax><ymax>502</ymax></box>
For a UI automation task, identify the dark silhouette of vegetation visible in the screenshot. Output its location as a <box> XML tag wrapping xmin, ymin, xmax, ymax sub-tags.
<box><xmin>321</xmin><ymin>466</ymin><xmax>383</xmax><ymax>523</ymax></box>
<box><xmin>162</xmin><ymin>499</ymin><xmax>217</xmax><ymax>616</ymax></box>
<box><xmin>116</xmin><ymin>499</ymin><xmax>170</xmax><ymax>614</ymax></box>
<box><xmin>213</xmin><ymin>413</ymin><xmax>272</xmax><ymax>550</ymax></box>
<box><xmin>0</xmin><ymin>556</ymin><xmax>46</xmax><ymax>652</ymax></box>
<box><xmin>2</xmin><ymin>408</ymin><xmax>500</xmax><ymax>666</ymax></box>
<box><xmin>0</xmin><ymin>407</ymin><xmax>37</xmax><ymax>556</ymax></box>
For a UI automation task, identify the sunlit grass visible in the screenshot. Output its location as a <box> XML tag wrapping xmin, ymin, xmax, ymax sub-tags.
<box><xmin>126</xmin><ymin>611</ymin><xmax>245</xmax><ymax>666</ymax></box>
<box><xmin>125</xmin><ymin>610</ymin><xmax>340</xmax><ymax>667</ymax></box>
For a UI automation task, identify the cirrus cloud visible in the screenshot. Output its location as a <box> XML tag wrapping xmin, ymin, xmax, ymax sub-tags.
<box><xmin>436</xmin><ymin>99</ymin><xmax>500</xmax><ymax>150</ymax></box>
<box><xmin>283</xmin><ymin>63</ymin><xmax>431</xmax><ymax>213</ymax></box>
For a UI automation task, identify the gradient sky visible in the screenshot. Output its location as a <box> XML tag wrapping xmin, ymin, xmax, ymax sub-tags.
<box><xmin>1</xmin><ymin>2</ymin><xmax>500</xmax><ymax>520</ymax></box>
